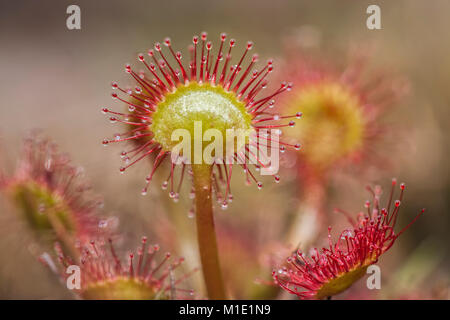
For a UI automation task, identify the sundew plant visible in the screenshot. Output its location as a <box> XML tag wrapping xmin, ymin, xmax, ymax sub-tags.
<box><xmin>0</xmin><ymin>1</ymin><xmax>448</xmax><ymax>303</ymax></box>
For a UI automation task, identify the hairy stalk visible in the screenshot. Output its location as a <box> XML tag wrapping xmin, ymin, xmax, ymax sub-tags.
<box><xmin>192</xmin><ymin>164</ymin><xmax>226</xmax><ymax>299</ymax></box>
<box><xmin>46</xmin><ymin>207</ymin><xmax>80</xmax><ymax>261</ymax></box>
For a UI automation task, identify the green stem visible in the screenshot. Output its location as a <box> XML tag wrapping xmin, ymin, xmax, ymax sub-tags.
<box><xmin>287</xmin><ymin>174</ymin><xmax>326</xmax><ymax>249</ymax></box>
<box><xmin>47</xmin><ymin>207</ymin><xmax>80</xmax><ymax>261</ymax></box>
<box><xmin>192</xmin><ymin>164</ymin><xmax>226</xmax><ymax>299</ymax></box>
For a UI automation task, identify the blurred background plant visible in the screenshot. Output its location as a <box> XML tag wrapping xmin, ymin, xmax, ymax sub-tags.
<box><xmin>0</xmin><ymin>0</ymin><xmax>448</xmax><ymax>299</ymax></box>
<box><xmin>275</xmin><ymin>37</ymin><xmax>408</xmax><ymax>251</ymax></box>
<box><xmin>0</xmin><ymin>133</ymin><xmax>112</xmax><ymax>257</ymax></box>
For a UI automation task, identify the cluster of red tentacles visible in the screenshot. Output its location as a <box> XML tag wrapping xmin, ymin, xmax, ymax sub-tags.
<box><xmin>41</xmin><ymin>237</ymin><xmax>196</xmax><ymax>299</ymax></box>
<box><xmin>274</xmin><ymin>179</ymin><xmax>425</xmax><ymax>299</ymax></box>
<box><xmin>101</xmin><ymin>32</ymin><xmax>301</xmax><ymax>206</ymax></box>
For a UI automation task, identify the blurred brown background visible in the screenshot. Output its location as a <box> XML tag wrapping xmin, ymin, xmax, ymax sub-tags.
<box><xmin>0</xmin><ymin>0</ymin><xmax>448</xmax><ymax>299</ymax></box>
